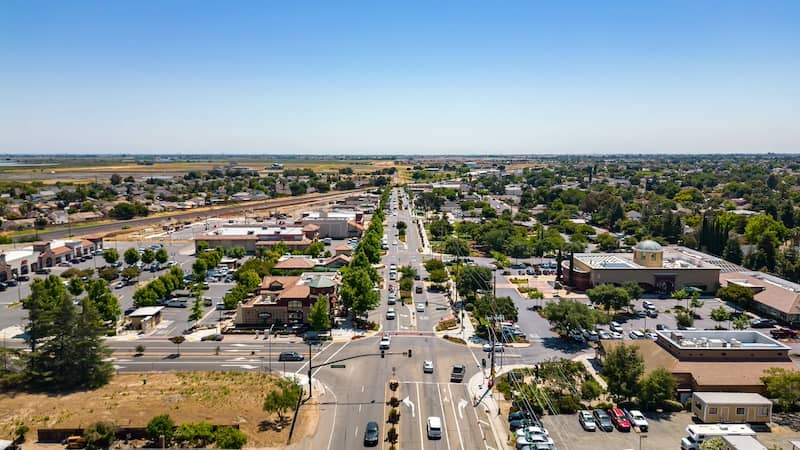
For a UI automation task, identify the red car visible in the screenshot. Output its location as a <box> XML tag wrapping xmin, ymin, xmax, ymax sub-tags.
<box><xmin>608</xmin><ymin>408</ymin><xmax>631</xmax><ymax>432</ymax></box>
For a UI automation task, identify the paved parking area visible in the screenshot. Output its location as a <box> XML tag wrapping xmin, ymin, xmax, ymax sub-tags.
<box><xmin>542</xmin><ymin>411</ymin><xmax>691</xmax><ymax>450</ymax></box>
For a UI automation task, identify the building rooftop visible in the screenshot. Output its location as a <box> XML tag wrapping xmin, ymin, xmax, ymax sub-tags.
<box><xmin>574</xmin><ymin>248</ymin><xmax>719</xmax><ymax>270</ymax></box>
<box><xmin>3</xmin><ymin>249</ymin><xmax>37</xmax><ymax>263</ymax></box>
<box><xmin>692</xmin><ymin>392</ymin><xmax>771</xmax><ymax>405</ymax></box>
<box><xmin>128</xmin><ymin>306</ymin><xmax>165</xmax><ymax>317</ymax></box>
<box><xmin>207</xmin><ymin>225</ymin><xmax>304</xmax><ymax>237</ymax></box>
<box><xmin>721</xmin><ymin>271</ymin><xmax>800</xmax><ymax>315</ymax></box>
<box><xmin>658</xmin><ymin>330</ymin><xmax>790</xmax><ymax>351</ymax></box>
<box><xmin>635</xmin><ymin>240</ymin><xmax>663</xmax><ymax>251</ymax></box>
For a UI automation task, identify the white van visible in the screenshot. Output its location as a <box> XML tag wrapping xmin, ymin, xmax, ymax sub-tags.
<box><xmin>680</xmin><ymin>424</ymin><xmax>755</xmax><ymax>450</ymax></box>
<box><xmin>426</xmin><ymin>416</ymin><xmax>442</xmax><ymax>439</ymax></box>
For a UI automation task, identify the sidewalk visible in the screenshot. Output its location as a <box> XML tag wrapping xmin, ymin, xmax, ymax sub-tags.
<box><xmin>467</xmin><ymin>363</ymin><xmax>533</xmax><ymax>449</ymax></box>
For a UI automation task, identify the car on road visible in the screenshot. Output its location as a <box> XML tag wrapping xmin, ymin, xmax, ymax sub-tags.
<box><xmin>610</xmin><ymin>321</ymin><xmax>623</xmax><ymax>333</ymax></box>
<box><xmin>201</xmin><ymin>333</ymin><xmax>224</xmax><ymax>341</ymax></box>
<box><xmin>17</xmin><ymin>275</ymin><xmax>30</xmax><ymax>282</ymax></box>
<box><xmin>363</xmin><ymin>421</ymin><xmax>379</xmax><ymax>447</ymax></box>
<box><xmin>578</xmin><ymin>410</ymin><xmax>596</xmax><ymax>431</ymax></box>
<box><xmin>423</xmin><ymin>360</ymin><xmax>434</xmax><ymax>373</ymax></box>
<box><xmin>5</xmin><ymin>279</ymin><xmax>17</xmax><ymax>287</ymax></box>
<box><xmin>379</xmin><ymin>336</ymin><xmax>391</xmax><ymax>350</ymax></box>
<box><xmin>115</xmin><ymin>281</ymin><xmax>126</xmax><ymax>289</ymax></box>
<box><xmin>608</xmin><ymin>407</ymin><xmax>631</xmax><ymax>431</ymax></box>
<box><xmin>593</xmin><ymin>409</ymin><xmax>614</xmax><ymax>432</ymax></box>
<box><xmin>625</xmin><ymin>409</ymin><xmax>649</xmax><ymax>432</ymax></box>
<box><xmin>482</xmin><ymin>343</ymin><xmax>505</xmax><ymax>352</ymax></box>
<box><xmin>386</xmin><ymin>308</ymin><xmax>396</xmax><ymax>320</ymax></box>
<box><xmin>450</xmin><ymin>364</ymin><xmax>465</xmax><ymax>382</ymax></box>
<box><xmin>278</xmin><ymin>351</ymin><xmax>304</xmax><ymax>361</ymax></box>
<box><xmin>426</xmin><ymin>416</ymin><xmax>442</xmax><ymax>439</ymax></box>
<box><xmin>415</xmin><ymin>303</ymin><xmax>425</xmax><ymax>312</ymax></box>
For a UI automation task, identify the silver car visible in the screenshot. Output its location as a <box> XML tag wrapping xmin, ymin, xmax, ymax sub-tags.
<box><xmin>578</xmin><ymin>410</ymin><xmax>597</xmax><ymax>431</ymax></box>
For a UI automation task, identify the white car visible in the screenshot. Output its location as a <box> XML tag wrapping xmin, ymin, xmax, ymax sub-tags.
<box><xmin>629</xmin><ymin>330</ymin><xmax>645</xmax><ymax>340</ymax></box>
<box><xmin>610</xmin><ymin>321</ymin><xmax>624</xmax><ymax>333</ymax></box>
<box><xmin>379</xmin><ymin>336</ymin><xmax>391</xmax><ymax>349</ymax></box>
<box><xmin>426</xmin><ymin>416</ymin><xmax>442</xmax><ymax>439</ymax></box>
<box><xmin>625</xmin><ymin>409</ymin><xmax>649</xmax><ymax>432</ymax></box>
<box><xmin>642</xmin><ymin>300</ymin><xmax>655</xmax><ymax>310</ymax></box>
<box><xmin>415</xmin><ymin>303</ymin><xmax>425</xmax><ymax>312</ymax></box>
<box><xmin>386</xmin><ymin>308</ymin><xmax>396</xmax><ymax>320</ymax></box>
<box><xmin>423</xmin><ymin>360</ymin><xmax>434</xmax><ymax>373</ymax></box>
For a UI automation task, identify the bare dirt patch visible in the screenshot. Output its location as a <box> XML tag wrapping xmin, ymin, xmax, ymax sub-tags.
<box><xmin>0</xmin><ymin>372</ymin><xmax>317</xmax><ymax>448</ymax></box>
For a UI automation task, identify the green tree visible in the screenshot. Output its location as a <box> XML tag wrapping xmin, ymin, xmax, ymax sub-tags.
<box><xmin>675</xmin><ymin>310</ymin><xmax>694</xmax><ymax>328</ymax></box>
<box><xmin>121</xmin><ymin>266</ymin><xmax>141</xmax><ymax>281</ymax></box>
<box><xmin>189</xmin><ymin>294</ymin><xmax>203</xmax><ymax>325</ymax></box>
<box><xmin>146</xmin><ymin>414</ymin><xmax>175</xmax><ymax>445</ymax></box>
<box><xmin>429</xmin><ymin>269</ymin><xmax>448</xmax><ymax>283</ymax></box>
<box><xmin>169</xmin><ymin>335</ymin><xmax>186</xmax><ymax>356</ymax></box>
<box><xmin>192</xmin><ymin>259</ymin><xmax>208</xmax><ymax>283</ymax></box>
<box><xmin>587</xmin><ymin>284</ymin><xmax>631</xmax><ymax>313</ymax></box>
<box><xmin>308</xmin><ymin>296</ymin><xmax>331</xmax><ymax>332</ymax></box>
<box><xmin>174</xmin><ymin>422</ymin><xmax>214</xmax><ymax>447</ymax></box>
<box><xmin>638</xmin><ymin>367</ymin><xmax>677</xmax><ymax>410</ymax></box>
<box><xmin>710</xmin><ymin>306</ymin><xmax>731</xmax><ymax>328</ymax></box>
<box><xmin>622</xmin><ymin>281</ymin><xmax>643</xmax><ymax>303</ymax></box>
<box><xmin>141</xmin><ymin>248</ymin><xmax>155</xmax><ymax>264</ymax></box>
<box><xmin>456</xmin><ymin>265</ymin><xmax>492</xmax><ymax>297</ymax></box>
<box><xmin>214</xmin><ymin>427</ymin><xmax>247</xmax><ymax>449</ymax></box>
<box><xmin>86</xmin><ymin>279</ymin><xmax>121</xmax><ymax>323</ymax></box>
<box><xmin>596</xmin><ymin>233</ymin><xmax>618</xmax><ymax>251</ymax></box>
<box><xmin>263</xmin><ymin>378</ymin><xmax>303</xmax><ymax>422</ymax></box>
<box><xmin>304</xmin><ymin>241</ymin><xmax>325</xmax><ymax>258</ymax></box>
<box><xmin>733</xmin><ymin>315</ymin><xmax>751</xmax><ymax>330</ymax></box>
<box><xmin>225</xmin><ymin>246</ymin><xmax>247</xmax><ymax>258</ymax></box>
<box><xmin>717</xmin><ymin>284</ymin><xmax>754</xmax><ymax>307</ymax></box>
<box><xmin>429</xmin><ymin>218</ymin><xmax>453</xmax><ymax>239</ymax></box>
<box><xmin>580</xmin><ymin>378</ymin><xmax>603</xmax><ymax>401</ymax></box>
<box><xmin>543</xmin><ymin>299</ymin><xmax>607</xmax><ymax>336</ymax></box>
<box><xmin>237</xmin><ymin>269</ymin><xmax>262</xmax><ymax>291</ymax></box>
<box><xmin>762</xmin><ymin>367</ymin><xmax>800</xmax><ymax>411</ymax></box>
<box><xmin>443</xmin><ymin>237</ymin><xmax>470</xmax><ymax>256</ymax></box>
<box><xmin>340</xmin><ymin>267</ymin><xmax>380</xmax><ymax>316</ymax></box>
<box><xmin>155</xmin><ymin>247</ymin><xmax>169</xmax><ymax>264</ymax></box>
<box><xmin>124</xmin><ymin>248</ymin><xmax>140</xmax><ymax>266</ymax></box>
<box><xmin>423</xmin><ymin>259</ymin><xmax>445</xmax><ymax>272</ymax></box>
<box><xmin>85</xmin><ymin>421</ymin><xmax>118</xmax><ymax>450</ymax></box>
<box><xmin>601</xmin><ymin>344</ymin><xmax>643</xmax><ymax>400</ymax></box>
<box><xmin>722</xmin><ymin>237</ymin><xmax>743</xmax><ymax>264</ymax></box>
<box><xmin>103</xmin><ymin>248</ymin><xmax>119</xmax><ymax>265</ymax></box>
<box><xmin>68</xmin><ymin>277</ymin><xmax>85</xmax><ymax>297</ymax></box>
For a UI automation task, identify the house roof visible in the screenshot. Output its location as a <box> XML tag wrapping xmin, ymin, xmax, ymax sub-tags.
<box><xmin>720</xmin><ymin>272</ymin><xmax>800</xmax><ymax>316</ymax></box>
<box><xmin>128</xmin><ymin>306</ymin><xmax>165</xmax><ymax>317</ymax></box>
<box><xmin>274</xmin><ymin>258</ymin><xmax>316</xmax><ymax>270</ymax></box>
<box><xmin>281</xmin><ymin>284</ymin><xmax>310</xmax><ymax>299</ymax></box>
<box><xmin>302</xmin><ymin>223</ymin><xmax>320</xmax><ymax>232</ymax></box>
<box><xmin>347</xmin><ymin>220</ymin><xmax>365</xmax><ymax>231</ymax></box>
<box><xmin>691</xmin><ymin>392</ymin><xmax>771</xmax><ymax>405</ymax></box>
<box><xmin>324</xmin><ymin>254</ymin><xmax>351</xmax><ymax>266</ymax></box>
<box><xmin>260</xmin><ymin>276</ymin><xmax>302</xmax><ymax>291</ymax></box>
<box><xmin>335</xmin><ymin>244</ymin><xmax>352</xmax><ymax>251</ymax></box>
<box><xmin>52</xmin><ymin>246</ymin><xmax>72</xmax><ymax>256</ymax></box>
<box><xmin>308</xmin><ymin>276</ymin><xmax>336</xmax><ymax>289</ymax></box>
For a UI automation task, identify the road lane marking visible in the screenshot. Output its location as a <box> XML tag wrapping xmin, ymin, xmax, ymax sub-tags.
<box><xmin>458</xmin><ymin>399</ymin><xmax>467</xmax><ymax>420</ymax></box>
<box><xmin>362</xmin><ymin>385</ymin><xmax>365</xmax><ymax>392</ymax></box>
<box><xmin>447</xmin><ymin>385</ymin><xmax>464</xmax><ymax>450</ymax></box>
<box><xmin>466</xmin><ymin>384</ymin><xmax>493</xmax><ymax>450</ymax></box>
<box><xmin>325</xmin><ymin>382</ymin><xmax>339</xmax><ymax>450</ymax></box>
<box><xmin>416</xmin><ymin>383</ymin><xmax>424</xmax><ymax>450</ymax></box>
<box><xmin>436</xmin><ymin>383</ymin><xmax>452</xmax><ymax>450</ymax></box>
<box><xmin>402</xmin><ymin>396</ymin><xmax>416</xmax><ymax>418</ymax></box>
<box><xmin>354</xmin><ymin>426</ymin><xmax>358</xmax><ymax>437</ymax></box>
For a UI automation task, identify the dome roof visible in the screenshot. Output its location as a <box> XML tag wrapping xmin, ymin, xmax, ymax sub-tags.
<box><xmin>635</xmin><ymin>240</ymin><xmax>663</xmax><ymax>251</ymax></box>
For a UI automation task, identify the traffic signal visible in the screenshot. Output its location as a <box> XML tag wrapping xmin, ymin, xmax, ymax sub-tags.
<box><xmin>407</xmin><ymin>349</ymin><xmax>412</xmax><ymax>358</ymax></box>
<box><xmin>381</xmin><ymin>350</ymin><xmax>385</xmax><ymax>359</ymax></box>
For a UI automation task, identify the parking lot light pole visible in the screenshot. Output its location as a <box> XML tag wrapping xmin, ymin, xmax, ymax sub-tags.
<box><xmin>640</xmin><ymin>434</ymin><xmax>647</xmax><ymax>450</ymax></box>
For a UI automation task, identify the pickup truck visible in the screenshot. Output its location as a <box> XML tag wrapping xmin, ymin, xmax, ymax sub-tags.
<box><xmin>770</xmin><ymin>327</ymin><xmax>798</xmax><ymax>339</ymax></box>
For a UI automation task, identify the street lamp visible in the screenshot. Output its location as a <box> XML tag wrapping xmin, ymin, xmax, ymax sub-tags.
<box><xmin>639</xmin><ymin>434</ymin><xmax>647</xmax><ymax>450</ymax></box>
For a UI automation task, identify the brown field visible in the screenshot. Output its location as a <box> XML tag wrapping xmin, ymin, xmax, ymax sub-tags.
<box><xmin>0</xmin><ymin>372</ymin><xmax>318</xmax><ymax>448</ymax></box>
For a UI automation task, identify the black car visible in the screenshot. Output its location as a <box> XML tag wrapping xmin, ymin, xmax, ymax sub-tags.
<box><xmin>16</xmin><ymin>275</ymin><xmax>30</xmax><ymax>282</ymax></box>
<box><xmin>124</xmin><ymin>306</ymin><xmax>137</xmax><ymax>316</ymax></box>
<box><xmin>0</xmin><ymin>283</ymin><xmax>6</xmax><ymax>291</ymax></box>
<box><xmin>5</xmin><ymin>279</ymin><xmax>17</xmax><ymax>287</ymax></box>
<box><xmin>508</xmin><ymin>410</ymin><xmax>534</xmax><ymax>422</ymax></box>
<box><xmin>291</xmin><ymin>323</ymin><xmax>310</xmax><ymax>335</ymax></box>
<box><xmin>593</xmin><ymin>409</ymin><xmax>614</xmax><ymax>432</ymax></box>
<box><xmin>752</xmin><ymin>319</ymin><xmax>776</xmax><ymax>329</ymax></box>
<box><xmin>363</xmin><ymin>421</ymin><xmax>379</xmax><ymax>447</ymax></box>
<box><xmin>278</xmin><ymin>351</ymin><xmax>304</xmax><ymax>362</ymax></box>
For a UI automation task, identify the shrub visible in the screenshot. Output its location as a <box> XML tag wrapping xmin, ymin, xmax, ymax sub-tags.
<box><xmin>443</xmin><ymin>335</ymin><xmax>466</xmax><ymax>345</ymax></box>
<box><xmin>14</xmin><ymin>425</ymin><xmax>29</xmax><ymax>443</ymax></box>
<box><xmin>387</xmin><ymin>426</ymin><xmax>398</xmax><ymax>443</ymax></box>
<box><xmin>663</xmin><ymin>399</ymin><xmax>685</xmax><ymax>412</ymax></box>
<box><xmin>580</xmin><ymin>378</ymin><xmax>603</xmax><ymax>401</ymax></box>
<box><xmin>555</xmin><ymin>395</ymin><xmax>582</xmax><ymax>414</ymax></box>
<box><xmin>135</xmin><ymin>345</ymin><xmax>145</xmax><ymax>355</ymax></box>
<box><xmin>388</xmin><ymin>397</ymin><xmax>399</xmax><ymax>407</ymax></box>
<box><xmin>214</xmin><ymin>426</ymin><xmax>247</xmax><ymax>449</ymax></box>
<box><xmin>85</xmin><ymin>421</ymin><xmax>117</xmax><ymax>450</ymax></box>
<box><xmin>146</xmin><ymin>414</ymin><xmax>175</xmax><ymax>444</ymax></box>
<box><xmin>388</xmin><ymin>408</ymin><xmax>400</xmax><ymax>424</ymax></box>
<box><xmin>595</xmin><ymin>401</ymin><xmax>614</xmax><ymax>410</ymax></box>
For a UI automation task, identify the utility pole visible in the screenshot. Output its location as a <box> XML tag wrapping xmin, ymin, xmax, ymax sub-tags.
<box><xmin>307</xmin><ymin>342</ymin><xmax>313</xmax><ymax>397</ymax></box>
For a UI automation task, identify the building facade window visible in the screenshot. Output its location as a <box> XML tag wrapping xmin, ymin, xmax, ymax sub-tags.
<box><xmin>736</xmin><ymin>408</ymin><xmax>746</xmax><ymax>415</ymax></box>
<box><xmin>708</xmin><ymin>407</ymin><xmax>718</xmax><ymax>415</ymax></box>
<box><xmin>758</xmin><ymin>406</ymin><xmax>769</xmax><ymax>416</ymax></box>
<box><xmin>288</xmin><ymin>300</ymin><xmax>303</xmax><ymax>310</ymax></box>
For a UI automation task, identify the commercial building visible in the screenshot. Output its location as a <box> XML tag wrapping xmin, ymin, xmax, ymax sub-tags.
<box><xmin>720</xmin><ymin>272</ymin><xmax>800</xmax><ymax>326</ymax></box>
<box><xmin>564</xmin><ymin>240</ymin><xmax>721</xmax><ymax>293</ymax></box>
<box><xmin>300</xmin><ymin>210</ymin><xmax>365</xmax><ymax>239</ymax></box>
<box><xmin>691</xmin><ymin>392</ymin><xmax>772</xmax><ymax>424</ymax></box>
<box><xmin>598</xmin><ymin>330</ymin><xmax>796</xmax><ymax>400</ymax></box>
<box><xmin>196</xmin><ymin>223</ymin><xmax>319</xmax><ymax>253</ymax></box>
<box><xmin>234</xmin><ymin>273</ymin><xmax>338</xmax><ymax>327</ymax></box>
<box><xmin>0</xmin><ymin>237</ymin><xmax>103</xmax><ymax>281</ymax></box>
<box><xmin>127</xmin><ymin>306</ymin><xmax>164</xmax><ymax>332</ymax></box>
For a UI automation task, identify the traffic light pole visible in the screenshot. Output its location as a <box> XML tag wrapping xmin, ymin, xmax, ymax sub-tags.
<box><xmin>305</xmin><ymin>348</ymin><xmax>412</xmax><ymax>399</ymax></box>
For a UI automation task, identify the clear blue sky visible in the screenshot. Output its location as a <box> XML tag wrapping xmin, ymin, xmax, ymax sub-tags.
<box><xmin>1</xmin><ymin>1</ymin><xmax>798</xmax><ymax>155</ymax></box>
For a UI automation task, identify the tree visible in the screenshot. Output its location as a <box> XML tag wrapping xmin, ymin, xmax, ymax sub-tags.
<box><xmin>423</xmin><ymin>259</ymin><xmax>445</xmax><ymax>272</ymax></box>
<box><xmin>189</xmin><ymin>294</ymin><xmax>203</xmax><ymax>325</ymax></box>
<box><xmin>110</xmin><ymin>173</ymin><xmax>122</xmax><ymax>185</ymax></box>
<box><xmin>263</xmin><ymin>378</ymin><xmax>303</xmax><ymax>422</ymax></box>
<box><xmin>237</xmin><ymin>269</ymin><xmax>262</xmax><ymax>291</ymax></box>
<box><xmin>622</xmin><ymin>281</ymin><xmax>643</xmax><ymax>303</ymax></box>
<box><xmin>146</xmin><ymin>414</ymin><xmax>175</xmax><ymax>445</ymax></box>
<box><xmin>86</xmin><ymin>279</ymin><xmax>121</xmax><ymax>323</ymax></box>
<box><xmin>587</xmin><ymin>284</ymin><xmax>631</xmax><ymax>313</ymax></box>
<box><xmin>601</xmin><ymin>344</ymin><xmax>643</xmax><ymax>400</ymax></box>
<box><xmin>155</xmin><ymin>247</ymin><xmax>169</xmax><ymax>264</ymax></box>
<box><xmin>305</xmin><ymin>241</ymin><xmax>325</xmax><ymax>258</ymax></box>
<box><xmin>192</xmin><ymin>259</ymin><xmax>208</xmax><ymax>283</ymax></box>
<box><xmin>710</xmin><ymin>306</ymin><xmax>731</xmax><ymax>328</ymax></box>
<box><xmin>121</xmin><ymin>266</ymin><xmax>141</xmax><ymax>281</ymax></box>
<box><xmin>542</xmin><ymin>299</ymin><xmax>606</xmax><ymax>336</ymax></box>
<box><xmin>169</xmin><ymin>335</ymin><xmax>186</xmax><ymax>357</ymax></box>
<box><xmin>429</xmin><ymin>269</ymin><xmax>448</xmax><ymax>283</ymax></box>
<box><xmin>429</xmin><ymin>218</ymin><xmax>453</xmax><ymax>239</ymax></box>
<box><xmin>68</xmin><ymin>277</ymin><xmax>85</xmax><ymax>297</ymax></box>
<box><xmin>596</xmin><ymin>233</ymin><xmax>618</xmax><ymax>251</ymax></box>
<box><xmin>141</xmin><ymin>248</ymin><xmax>155</xmax><ymax>264</ymax></box>
<box><xmin>456</xmin><ymin>265</ymin><xmax>492</xmax><ymax>297</ymax></box>
<box><xmin>675</xmin><ymin>310</ymin><xmax>694</xmax><ymax>328</ymax></box>
<box><xmin>309</xmin><ymin>296</ymin><xmax>331</xmax><ymax>332</ymax></box>
<box><xmin>699</xmin><ymin>438</ymin><xmax>726</xmax><ymax>450</ymax></box>
<box><xmin>214</xmin><ymin>427</ymin><xmax>247</xmax><ymax>449</ymax></box>
<box><xmin>124</xmin><ymin>248</ymin><xmax>140</xmax><ymax>266</ymax></box>
<box><xmin>85</xmin><ymin>421</ymin><xmax>117</xmax><ymax>450</ymax></box>
<box><xmin>722</xmin><ymin>237</ymin><xmax>743</xmax><ymax>264</ymax></box>
<box><xmin>24</xmin><ymin>277</ymin><xmax>113</xmax><ymax>390</ymax></box>
<box><xmin>340</xmin><ymin>267</ymin><xmax>379</xmax><ymax>316</ymax></box>
<box><xmin>638</xmin><ymin>368</ymin><xmax>677</xmax><ymax>410</ymax></box>
<box><xmin>733</xmin><ymin>315</ymin><xmax>751</xmax><ymax>330</ymax></box>
<box><xmin>225</xmin><ymin>246</ymin><xmax>247</xmax><ymax>259</ymax></box>
<box><xmin>443</xmin><ymin>237</ymin><xmax>470</xmax><ymax>256</ymax></box>
<box><xmin>103</xmin><ymin>248</ymin><xmax>119</xmax><ymax>265</ymax></box>
<box><xmin>717</xmin><ymin>284</ymin><xmax>754</xmax><ymax>307</ymax></box>
<box><xmin>762</xmin><ymin>367</ymin><xmax>800</xmax><ymax>411</ymax></box>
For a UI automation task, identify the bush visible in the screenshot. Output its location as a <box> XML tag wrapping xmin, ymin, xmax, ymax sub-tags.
<box><xmin>388</xmin><ymin>408</ymin><xmax>400</xmax><ymax>424</ymax></box>
<box><xmin>146</xmin><ymin>414</ymin><xmax>175</xmax><ymax>444</ymax></box>
<box><xmin>580</xmin><ymin>378</ymin><xmax>603</xmax><ymax>401</ymax></box>
<box><xmin>443</xmin><ymin>335</ymin><xmax>466</xmax><ymax>345</ymax></box>
<box><xmin>85</xmin><ymin>421</ymin><xmax>117</xmax><ymax>450</ymax></box>
<box><xmin>14</xmin><ymin>425</ymin><xmax>29</xmax><ymax>443</ymax></box>
<box><xmin>387</xmin><ymin>426</ymin><xmax>398</xmax><ymax>443</ymax></box>
<box><xmin>663</xmin><ymin>399</ymin><xmax>685</xmax><ymax>412</ymax></box>
<box><xmin>389</xmin><ymin>397</ymin><xmax>399</xmax><ymax>407</ymax></box>
<box><xmin>555</xmin><ymin>395</ymin><xmax>582</xmax><ymax>414</ymax></box>
<box><xmin>595</xmin><ymin>401</ymin><xmax>614</xmax><ymax>410</ymax></box>
<box><xmin>214</xmin><ymin>426</ymin><xmax>247</xmax><ymax>449</ymax></box>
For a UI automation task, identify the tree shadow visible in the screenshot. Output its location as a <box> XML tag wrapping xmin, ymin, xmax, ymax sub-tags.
<box><xmin>540</xmin><ymin>336</ymin><xmax>589</xmax><ymax>354</ymax></box>
<box><xmin>258</xmin><ymin>417</ymin><xmax>289</xmax><ymax>432</ymax></box>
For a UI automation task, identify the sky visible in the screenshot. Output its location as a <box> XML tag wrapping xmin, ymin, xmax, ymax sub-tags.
<box><xmin>0</xmin><ymin>0</ymin><xmax>798</xmax><ymax>155</ymax></box>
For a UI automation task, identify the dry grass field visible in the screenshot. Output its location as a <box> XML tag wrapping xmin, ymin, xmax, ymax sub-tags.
<box><xmin>0</xmin><ymin>372</ymin><xmax>318</xmax><ymax>448</ymax></box>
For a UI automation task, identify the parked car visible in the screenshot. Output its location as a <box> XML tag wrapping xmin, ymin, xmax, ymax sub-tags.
<box><xmin>642</xmin><ymin>301</ymin><xmax>655</xmax><ymax>310</ymax></box>
<box><xmin>593</xmin><ymin>409</ymin><xmax>614</xmax><ymax>432</ymax></box>
<box><xmin>647</xmin><ymin>309</ymin><xmax>658</xmax><ymax>318</ymax></box>
<box><xmin>771</xmin><ymin>327</ymin><xmax>798</xmax><ymax>339</ymax></box>
<box><xmin>608</xmin><ymin>408</ymin><xmax>631</xmax><ymax>432</ymax></box>
<box><xmin>752</xmin><ymin>318</ymin><xmax>776</xmax><ymax>328</ymax></box>
<box><xmin>363</xmin><ymin>421</ymin><xmax>379</xmax><ymax>447</ymax></box>
<box><xmin>278</xmin><ymin>351</ymin><xmax>304</xmax><ymax>361</ymax></box>
<box><xmin>625</xmin><ymin>409</ymin><xmax>649</xmax><ymax>432</ymax></box>
<box><xmin>5</xmin><ymin>279</ymin><xmax>17</xmax><ymax>287</ymax></box>
<box><xmin>578</xmin><ymin>410</ymin><xmax>597</xmax><ymax>431</ymax></box>
<box><xmin>629</xmin><ymin>330</ymin><xmax>645</xmax><ymax>340</ymax></box>
<box><xmin>636</xmin><ymin>309</ymin><xmax>647</xmax><ymax>318</ymax></box>
<box><xmin>17</xmin><ymin>275</ymin><xmax>30</xmax><ymax>282</ymax></box>
<box><xmin>656</xmin><ymin>323</ymin><xmax>669</xmax><ymax>330</ymax></box>
<box><xmin>610</xmin><ymin>321</ymin><xmax>623</xmax><ymax>333</ymax></box>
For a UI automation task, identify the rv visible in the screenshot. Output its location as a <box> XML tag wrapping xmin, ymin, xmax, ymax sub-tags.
<box><xmin>680</xmin><ymin>424</ymin><xmax>756</xmax><ymax>450</ymax></box>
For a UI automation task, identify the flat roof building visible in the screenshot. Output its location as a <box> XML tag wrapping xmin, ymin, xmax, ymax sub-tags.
<box><xmin>196</xmin><ymin>223</ymin><xmax>319</xmax><ymax>253</ymax></box>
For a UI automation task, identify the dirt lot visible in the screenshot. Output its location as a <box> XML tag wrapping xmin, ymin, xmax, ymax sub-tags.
<box><xmin>0</xmin><ymin>372</ymin><xmax>318</xmax><ymax>448</ymax></box>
